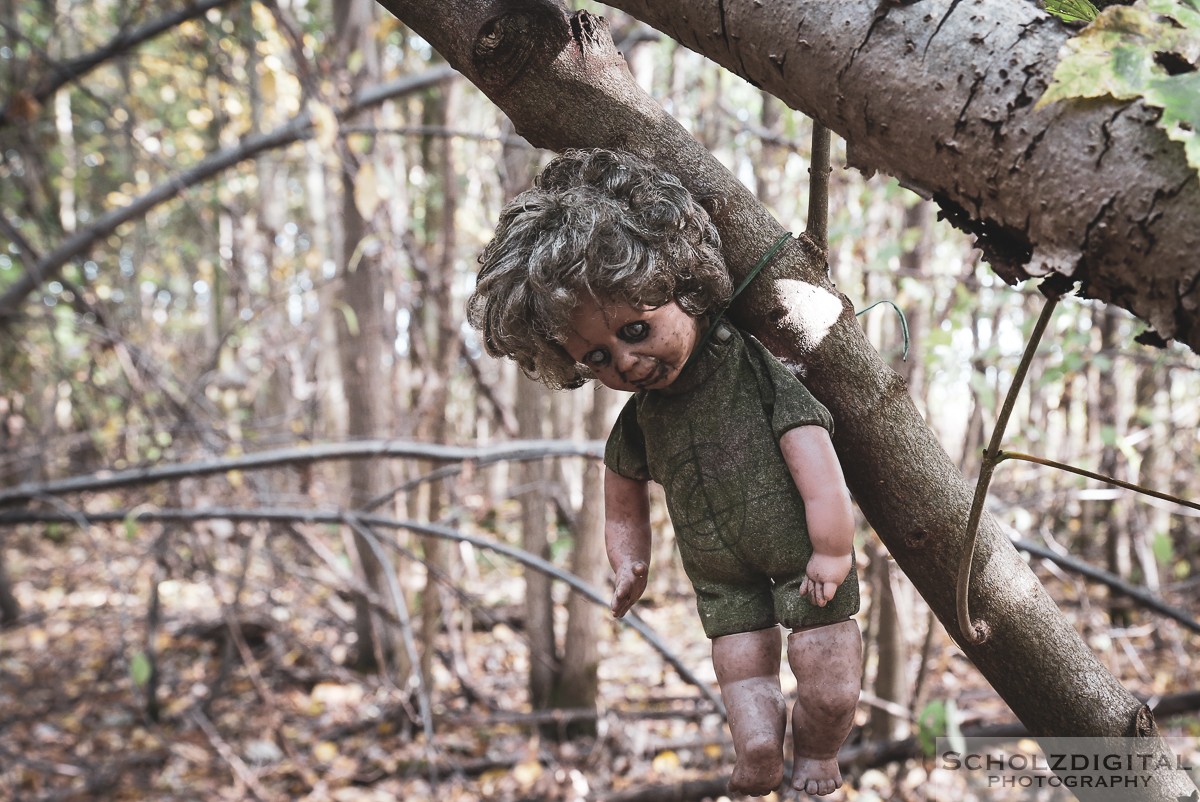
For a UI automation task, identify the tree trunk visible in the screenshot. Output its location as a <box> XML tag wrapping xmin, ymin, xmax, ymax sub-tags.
<box><xmin>555</xmin><ymin>385</ymin><xmax>616</xmax><ymax>737</ymax></box>
<box><xmin>517</xmin><ymin>375</ymin><xmax>557</xmax><ymax>711</ymax></box>
<box><xmin>897</xmin><ymin>201</ymin><xmax>932</xmax><ymax>411</ymax></box>
<box><xmin>866</xmin><ymin>541</ymin><xmax>909</xmax><ymax>744</ymax></box>
<box><xmin>376</xmin><ymin>3</ymin><xmax>1195</xmax><ymax>797</ymax></box>
<box><xmin>332</xmin><ymin>0</ymin><xmax>396</xmax><ymax>674</ymax></box>
<box><xmin>1096</xmin><ymin>312</ymin><xmax>1132</xmax><ymax>626</ymax></box>
<box><xmin>414</xmin><ymin>67</ymin><xmax>464</xmax><ymax>685</ymax></box>
<box><xmin>0</xmin><ymin>546</ymin><xmax>19</xmax><ymax>626</ymax></box>
<box><xmin>595</xmin><ymin>0</ymin><xmax>1200</xmax><ymax>350</ymax></box>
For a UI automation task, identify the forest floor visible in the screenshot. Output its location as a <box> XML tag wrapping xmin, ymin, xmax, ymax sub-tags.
<box><xmin>1</xmin><ymin>512</ymin><xmax>1197</xmax><ymax>802</ymax></box>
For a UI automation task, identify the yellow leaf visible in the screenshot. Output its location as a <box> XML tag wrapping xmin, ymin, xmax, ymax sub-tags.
<box><xmin>652</xmin><ymin>750</ymin><xmax>681</xmax><ymax>774</ymax></box>
<box><xmin>309</xmin><ymin>100</ymin><xmax>338</xmax><ymax>152</ymax></box>
<box><xmin>512</xmin><ymin>759</ymin><xmax>543</xmax><ymax>789</ymax></box>
<box><xmin>354</xmin><ymin>160</ymin><xmax>381</xmax><ymax>219</ymax></box>
<box><xmin>311</xmin><ymin>682</ymin><xmax>363</xmax><ymax>707</ymax></box>
<box><xmin>313</xmin><ymin>741</ymin><xmax>338</xmax><ymax>762</ymax></box>
<box><xmin>28</xmin><ymin>628</ymin><xmax>48</xmax><ymax>650</ymax></box>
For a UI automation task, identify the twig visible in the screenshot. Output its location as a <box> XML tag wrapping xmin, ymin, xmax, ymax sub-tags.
<box><xmin>806</xmin><ymin>121</ymin><xmax>832</xmax><ymax>253</ymax></box>
<box><xmin>0</xmin><ymin>0</ymin><xmax>242</xmax><ymax>128</ymax></box>
<box><xmin>957</xmin><ymin>296</ymin><xmax>1058</xmax><ymax>643</ymax></box>
<box><xmin>0</xmin><ymin>66</ymin><xmax>457</xmax><ymax>323</ymax></box>
<box><xmin>342</xmin><ymin>514</ymin><xmax>439</xmax><ymax>784</ymax></box>
<box><xmin>595</xmin><ymin>690</ymin><xmax>1200</xmax><ymax>802</ymax></box>
<box><xmin>190</xmin><ymin>709</ymin><xmax>273</xmax><ymax>802</ymax></box>
<box><xmin>999</xmin><ymin>451</ymin><xmax>1200</xmax><ymax>513</ymax></box>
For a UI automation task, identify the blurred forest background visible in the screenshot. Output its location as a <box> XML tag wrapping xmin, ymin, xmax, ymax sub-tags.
<box><xmin>0</xmin><ymin>1</ymin><xmax>1198</xmax><ymax>800</ymax></box>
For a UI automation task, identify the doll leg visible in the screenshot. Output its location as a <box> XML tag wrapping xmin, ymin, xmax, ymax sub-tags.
<box><xmin>787</xmin><ymin>619</ymin><xmax>861</xmax><ymax>796</ymax></box>
<box><xmin>711</xmin><ymin>627</ymin><xmax>787</xmax><ymax>796</ymax></box>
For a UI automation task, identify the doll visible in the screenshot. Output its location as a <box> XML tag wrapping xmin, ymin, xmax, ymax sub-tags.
<box><xmin>468</xmin><ymin>148</ymin><xmax>862</xmax><ymax>797</ymax></box>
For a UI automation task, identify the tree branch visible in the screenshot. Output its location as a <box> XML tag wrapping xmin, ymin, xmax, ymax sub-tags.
<box><xmin>1012</xmin><ymin>537</ymin><xmax>1200</xmax><ymax>634</ymax></box>
<box><xmin>0</xmin><ymin>438</ymin><xmax>601</xmax><ymax>506</ymax></box>
<box><xmin>594</xmin><ymin>690</ymin><xmax>1200</xmax><ymax>802</ymax></box>
<box><xmin>600</xmin><ymin>0</ymin><xmax>1200</xmax><ymax>350</ymax></box>
<box><xmin>0</xmin><ymin>66</ymin><xmax>458</xmax><ymax>326</ymax></box>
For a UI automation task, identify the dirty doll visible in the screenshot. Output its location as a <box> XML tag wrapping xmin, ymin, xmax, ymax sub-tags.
<box><xmin>468</xmin><ymin>149</ymin><xmax>862</xmax><ymax>797</ymax></box>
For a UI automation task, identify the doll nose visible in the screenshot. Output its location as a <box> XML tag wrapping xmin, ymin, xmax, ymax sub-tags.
<box><xmin>613</xmin><ymin>346</ymin><xmax>641</xmax><ymax>375</ymax></box>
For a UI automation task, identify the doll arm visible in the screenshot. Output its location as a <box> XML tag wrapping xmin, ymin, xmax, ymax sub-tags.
<box><xmin>604</xmin><ymin>468</ymin><xmax>652</xmax><ymax>618</ymax></box>
<box><xmin>779</xmin><ymin>425</ymin><xmax>855</xmax><ymax>608</ymax></box>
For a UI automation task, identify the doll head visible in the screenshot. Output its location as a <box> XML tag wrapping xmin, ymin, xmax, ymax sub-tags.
<box><xmin>468</xmin><ymin>149</ymin><xmax>731</xmax><ymax>389</ymax></box>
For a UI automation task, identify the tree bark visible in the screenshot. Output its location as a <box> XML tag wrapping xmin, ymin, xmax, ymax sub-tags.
<box><xmin>376</xmin><ymin>2</ymin><xmax>1194</xmax><ymax>797</ymax></box>
<box><xmin>597</xmin><ymin>0</ymin><xmax>1200</xmax><ymax>351</ymax></box>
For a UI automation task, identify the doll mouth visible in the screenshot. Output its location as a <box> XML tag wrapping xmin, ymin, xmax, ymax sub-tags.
<box><xmin>630</xmin><ymin>363</ymin><xmax>671</xmax><ymax>389</ymax></box>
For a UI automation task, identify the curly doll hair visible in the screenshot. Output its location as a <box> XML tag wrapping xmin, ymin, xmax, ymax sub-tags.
<box><xmin>468</xmin><ymin>148</ymin><xmax>730</xmax><ymax>389</ymax></box>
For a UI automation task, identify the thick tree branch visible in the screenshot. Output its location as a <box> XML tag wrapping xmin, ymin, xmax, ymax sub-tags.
<box><xmin>601</xmin><ymin>0</ymin><xmax>1200</xmax><ymax>350</ymax></box>
<box><xmin>0</xmin><ymin>66</ymin><xmax>457</xmax><ymax>326</ymax></box>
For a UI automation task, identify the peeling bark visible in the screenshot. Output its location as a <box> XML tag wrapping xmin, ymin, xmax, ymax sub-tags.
<box><xmin>376</xmin><ymin>2</ymin><xmax>1197</xmax><ymax>798</ymax></box>
<box><xmin>601</xmin><ymin>0</ymin><xmax>1200</xmax><ymax>350</ymax></box>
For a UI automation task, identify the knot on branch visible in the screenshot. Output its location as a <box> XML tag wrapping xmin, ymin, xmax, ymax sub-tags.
<box><xmin>472</xmin><ymin>4</ymin><xmax>569</xmax><ymax>92</ymax></box>
<box><xmin>1133</xmin><ymin>704</ymin><xmax>1158</xmax><ymax>738</ymax></box>
<box><xmin>964</xmin><ymin>617</ymin><xmax>991</xmax><ymax>645</ymax></box>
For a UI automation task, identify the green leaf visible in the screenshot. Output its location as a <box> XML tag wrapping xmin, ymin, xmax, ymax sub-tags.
<box><xmin>130</xmin><ymin>651</ymin><xmax>153</xmax><ymax>687</ymax></box>
<box><xmin>1037</xmin><ymin>8</ymin><xmax>1162</xmax><ymax>107</ymax></box>
<box><xmin>1144</xmin><ymin>0</ymin><xmax>1200</xmax><ymax>32</ymax></box>
<box><xmin>1151</xmin><ymin>531</ymin><xmax>1174</xmax><ymax>564</ymax></box>
<box><xmin>1100</xmin><ymin>424</ymin><xmax>1119</xmax><ymax>447</ymax></box>
<box><xmin>1038</xmin><ymin>0</ymin><xmax>1200</xmax><ymax>179</ymax></box>
<box><xmin>917</xmin><ymin>700</ymin><xmax>948</xmax><ymax>757</ymax></box>
<box><xmin>1046</xmin><ymin>0</ymin><xmax>1101</xmax><ymax>24</ymax></box>
<box><xmin>1144</xmin><ymin>71</ymin><xmax>1200</xmax><ymax>173</ymax></box>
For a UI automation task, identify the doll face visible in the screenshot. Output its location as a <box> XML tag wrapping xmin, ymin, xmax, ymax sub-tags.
<box><xmin>563</xmin><ymin>297</ymin><xmax>700</xmax><ymax>392</ymax></box>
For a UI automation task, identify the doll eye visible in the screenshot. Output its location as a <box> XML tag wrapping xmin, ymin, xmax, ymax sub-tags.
<box><xmin>620</xmin><ymin>321</ymin><xmax>649</xmax><ymax>342</ymax></box>
<box><xmin>582</xmin><ymin>348</ymin><xmax>610</xmax><ymax>367</ymax></box>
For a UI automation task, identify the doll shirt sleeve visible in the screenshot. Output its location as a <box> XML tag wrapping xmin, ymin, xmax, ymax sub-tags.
<box><xmin>744</xmin><ymin>334</ymin><xmax>835</xmax><ymax>440</ymax></box>
<box><xmin>604</xmin><ymin>395</ymin><xmax>652</xmax><ymax>482</ymax></box>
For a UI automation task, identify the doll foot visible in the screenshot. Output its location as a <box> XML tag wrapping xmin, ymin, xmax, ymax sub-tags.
<box><xmin>727</xmin><ymin>736</ymin><xmax>784</xmax><ymax>796</ymax></box>
<box><xmin>791</xmin><ymin>756</ymin><xmax>842</xmax><ymax>796</ymax></box>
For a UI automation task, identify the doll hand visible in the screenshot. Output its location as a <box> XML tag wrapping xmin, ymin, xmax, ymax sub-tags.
<box><xmin>800</xmin><ymin>552</ymin><xmax>852</xmax><ymax>608</ymax></box>
<box><xmin>610</xmin><ymin>560</ymin><xmax>649</xmax><ymax>618</ymax></box>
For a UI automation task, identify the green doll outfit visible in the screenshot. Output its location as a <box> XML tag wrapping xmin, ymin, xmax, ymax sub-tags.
<box><xmin>605</xmin><ymin>322</ymin><xmax>860</xmax><ymax>638</ymax></box>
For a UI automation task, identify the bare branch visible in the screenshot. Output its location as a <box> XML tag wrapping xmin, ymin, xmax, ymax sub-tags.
<box><xmin>1012</xmin><ymin>536</ymin><xmax>1200</xmax><ymax>634</ymax></box>
<box><xmin>0</xmin><ymin>438</ymin><xmax>601</xmax><ymax>505</ymax></box>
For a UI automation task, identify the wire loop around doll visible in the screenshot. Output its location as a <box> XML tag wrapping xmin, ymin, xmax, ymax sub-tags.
<box><xmin>683</xmin><ymin>232</ymin><xmax>794</xmax><ymax>373</ymax></box>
